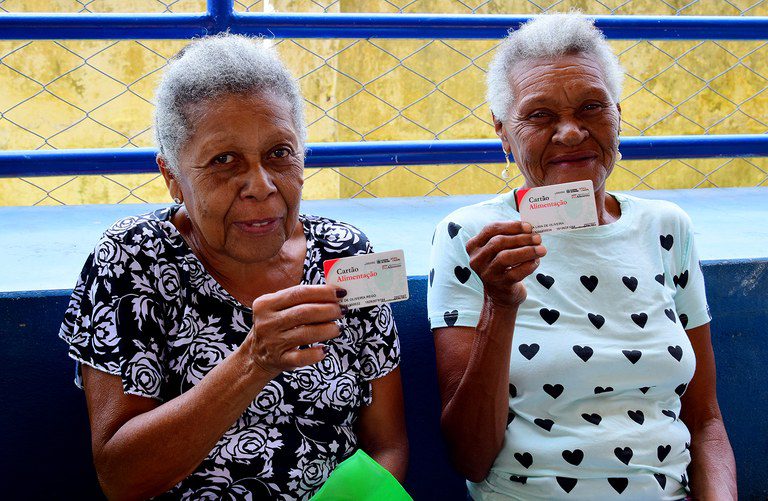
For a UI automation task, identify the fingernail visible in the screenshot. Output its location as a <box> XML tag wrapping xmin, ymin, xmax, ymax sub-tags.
<box><xmin>322</xmin><ymin>345</ymin><xmax>330</xmax><ymax>355</ymax></box>
<box><xmin>340</xmin><ymin>305</ymin><xmax>349</xmax><ymax>315</ymax></box>
<box><xmin>535</xmin><ymin>245</ymin><xmax>546</xmax><ymax>255</ymax></box>
<box><xmin>335</xmin><ymin>288</ymin><xmax>348</xmax><ymax>298</ymax></box>
<box><xmin>532</xmin><ymin>234</ymin><xmax>542</xmax><ymax>244</ymax></box>
<box><xmin>522</xmin><ymin>222</ymin><xmax>532</xmax><ymax>232</ymax></box>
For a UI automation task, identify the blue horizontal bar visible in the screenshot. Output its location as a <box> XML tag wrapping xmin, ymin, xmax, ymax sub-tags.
<box><xmin>0</xmin><ymin>13</ymin><xmax>767</xmax><ymax>40</ymax></box>
<box><xmin>1</xmin><ymin>135</ymin><xmax>766</xmax><ymax>178</ymax></box>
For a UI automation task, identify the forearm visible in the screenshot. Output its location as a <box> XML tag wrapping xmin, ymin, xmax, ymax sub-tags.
<box><xmin>365</xmin><ymin>442</ymin><xmax>409</xmax><ymax>483</ymax></box>
<box><xmin>688</xmin><ymin>417</ymin><xmax>737</xmax><ymax>500</ymax></box>
<box><xmin>441</xmin><ymin>297</ymin><xmax>517</xmax><ymax>482</ymax></box>
<box><xmin>97</xmin><ymin>346</ymin><xmax>273</xmax><ymax>500</ymax></box>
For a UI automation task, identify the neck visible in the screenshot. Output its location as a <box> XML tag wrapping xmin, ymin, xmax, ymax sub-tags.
<box><xmin>174</xmin><ymin>211</ymin><xmax>306</xmax><ymax>305</ymax></box>
<box><xmin>595</xmin><ymin>188</ymin><xmax>621</xmax><ymax>226</ymax></box>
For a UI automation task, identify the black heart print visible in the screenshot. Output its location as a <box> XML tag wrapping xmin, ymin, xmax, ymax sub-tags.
<box><xmin>622</xmin><ymin>350</ymin><xmax>642</xmax><ymax>364</ymax></box>
<box><xmin>594</xmin><ymin>386</ymin><xmax>614</xmax><ymax>394</ymax></box>
<box><xmin>509</xmin><ymin>384</ymin><xmax>517</xmax><ymax>398</ymax></box>
<box><xmin>573</xmin><ymin>345</ymin><xmax>593</xmax><ymax>362</ymax></box>
<box><xmin>514</xmin><ymin>452</ymin><xmax>533</xmax><ymax>469</ymax></box>
<box><xmin>429</xmin><ymin>268</ymin><xmax>435</xmax><ymax>287</ymax></box>
<box><xmin>556</xmin><ymin>477</ymin><xmax>577</xmax><ymax>493</ymax></box>
<box><xmin>639</xmin><ymin>387</ymin><xmax>650</xmax><ymax>394</ymax></box>
<box><xmin>443</xmin><ymin>310</ymin><xmax>458</xmax><ymax>327</ymax></box>
<box><xmin>673</xmin><ymin>270</ymin><xmax>689</xmax><ymax>289</ymax></box>
<box><xmin>660</xmin><ymin>234</ymin><xmax>674</xmax><ymax>250</ymax></box>
<box><xmin>622</xmin><ymin>276</ymin><xmax>638</xmax><ymax>292</ymax></box>
<box><xmin>662</xmin><ymin>409</ymin><xmax>677</xmax><ymax>420</ymax></box>
<box><xmin>657</xmin><ymin>444</ymin><xmax>671</xmax><ymax>462</ymax></box>
<box><xmin>628</xmin><ymin>410</ymin><xmax>644</xmax><ymax>424</ymax></box>
<box><xmin>654</xmin><ymin>473</ymin><xmax>667</xmax><ymax>489</ymax></box>
<box><xmin>447</xmin><ymin>222</ymin><xmax>461</xmax><ymax>238</ymax></box>
<box><xmin>509</xmin><ymin>475</ymin><xmax>527</xmax><ymax>484</ymax></box>
<box><xmin>536</xmin><ymin>273</ymin><xmax>555</xmax><ymax>289</ymax></box>
<box><xmin>614</xmin><ymin>447</ymin><xmax>633</xmax><ymax>465</ymax></box>
<box><xmin>539</xmin><ymin>308</ymin><xmax>560</xmax><ymax>325</ymax></box>
<box><xmin>454</xmin><ymin>266</ymin><xmax>471</xmax><ymax>284</ymax></box>
<box><xmin>543</xmin><ymin>384</ymin><xmax>564</xmax><ymax>399</ymax></box>
<box><xmin>664</xmin><ymin>308</ymin><xmax>676</xmax><ymax>323</ymax></box>
<box><xmin>608</xmin><ymin>478</ymin><xmax>628</xmax><ymax>494</ymax></box>
<box><xmin>580</xmin><ymin>275</ymin><xmax>598</xmax><ymax>292</ymax></box>
<box><xmin>562</xmin><ymin>449</ymin><xmax>584</xmax><ymax>466</ymax></box>
<box><xmin>655</xmin><ymin>273</ymin><xmax>665</xmax><ymax>285</ymax></box>
<box><xmin>675</xmin><ymin>383</ymin><xmax>687</xmax><ymax>396</ymax></box>
<box><xmin>534</xmin><ymin>418</ymin><xmax>554</xmax><ymax>431</ymax></box>
<box><xmin>581</xmin><ymin>413</ymin><xmax>602</xmax><ymax>425</ymax></box>
<box><xmin>679</xmin><ymin>313</ymin><xmax>689</xmax><ymax>328</ymax></box>
<box><xmin>588</xmin><ymin>313</ymin><xmax>605</xmax><ymax>329</ymax></box>
<box><xmin>668</xmin><ymin>345</ymin><xmax>683</xmax><ymax>361</ymax></box>
<box><xmin>519</xmin><ymin>343</ymin><xmax>540</xmax><ymax>360</ymax></box>
<box><xmin>631</xmin><ymin>313</ymin><xmax>648</xmax><ymax>328</ymax></box>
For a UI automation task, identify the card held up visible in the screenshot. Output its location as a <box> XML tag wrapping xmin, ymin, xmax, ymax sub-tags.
<box><xmin>323</xmin><ymin>250</ymin><xmax>409</xmax><ymax>308</ymax></box>
<box><xmin>517</xmin><ymin>180</ymin><xmax>599</xmax><ymax>234</ymax></box>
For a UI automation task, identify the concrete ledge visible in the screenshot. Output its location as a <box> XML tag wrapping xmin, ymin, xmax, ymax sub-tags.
<box><xmin>2</xmin><ymin>187</ymin><xmax>767</xmax><ymax>292</ymax></box>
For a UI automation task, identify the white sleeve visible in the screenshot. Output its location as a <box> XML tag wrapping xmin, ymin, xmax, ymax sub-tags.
<box><xmin>427</xmin><ymin>218</ymin><xmax>485</xmax><ymax>330</ymax></box>
<box><xmin>672</xmin><ymin>218</ymin><xmax>711</xmax><ymax>330</ymax></box>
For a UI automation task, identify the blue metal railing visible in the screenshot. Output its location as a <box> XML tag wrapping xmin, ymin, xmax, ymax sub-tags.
<box><xmin>1</xmin><ymin>135</ymin><xmax>766</xmax><ymax>178</ymax></box>
<box><xmin>0</xmin><ymin>0</ymin><xmax>767</xmax><ymax>178</ymax></box>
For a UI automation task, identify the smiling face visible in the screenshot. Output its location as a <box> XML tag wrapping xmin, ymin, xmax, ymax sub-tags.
<box><xmin>496</xmin><ymin>52</ymin><xmax>621</xmax><ymax>190</ymax></box>
<box><xmin>161</xmin><ymin>91</ymin><xmax>304</xmax><ymax>265</ymax></box>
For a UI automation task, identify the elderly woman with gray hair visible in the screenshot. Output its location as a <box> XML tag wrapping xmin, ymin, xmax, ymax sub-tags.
<box><xmin>59</xmin><ymin>34</ymin><xmax>407</xmax><ymax>499</ymax></box>
<box><xmin>428</xmin><ymin>13</ymin><xmax>736</xmax><ymax>500</ymax></box>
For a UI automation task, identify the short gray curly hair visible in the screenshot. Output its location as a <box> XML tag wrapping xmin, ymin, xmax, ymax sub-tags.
<box><xmin>154</xmin><ymin>34</ymin><xmax>306</xmax><ymax>174</ymax></box>
<box><xmin>487</xmin><ymin>13</ymin><xmax>624</xmax><ymax>122</ymax></box>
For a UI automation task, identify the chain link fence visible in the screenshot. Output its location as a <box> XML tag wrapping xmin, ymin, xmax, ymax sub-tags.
<box><xmin>0</xmin><ymin>0</ymin><xmax>766</xmax><ymax>205</ymax></box>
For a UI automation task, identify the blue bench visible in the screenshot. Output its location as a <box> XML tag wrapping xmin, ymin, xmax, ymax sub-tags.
<box><xmin>1</xmin><ymin>188</ymin><xmax>767</xmax><ymax>499</ymax></box>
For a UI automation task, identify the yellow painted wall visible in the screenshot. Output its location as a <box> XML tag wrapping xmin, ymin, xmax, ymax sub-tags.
<box><xmin>0</xmin><ymin>0</ymin><xmax>766</xmax><ymax>205</ymax></box>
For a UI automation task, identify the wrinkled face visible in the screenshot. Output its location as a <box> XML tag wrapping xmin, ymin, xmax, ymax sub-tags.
<box><xmin>167</xmin><ymin>92</ymin><xmax>304</xmax><ymax>264</ymax></box>
<box><xmin>496</xmin><ymin>53</ymin><xmax>621</xmax><ymax>190</ymax></box>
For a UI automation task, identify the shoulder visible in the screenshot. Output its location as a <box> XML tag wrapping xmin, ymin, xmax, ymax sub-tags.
<box><xmin>92</xmin><ymin>207</ymin><xmax>181</xmax><ymax>268</ymax></box>
<box><xmin>617</xmin><ymin>193</ymin><xmax>694</xmax><ymax>233</ymax></box>
<box><xmin>302</xmin><ymin>214</ymin><xmax>371</xmax><ymax>255</ymax></box>
<box><xmin>434</xmin><ymin>193</ymin><xmax>518</xmax><ymax>242</ymax></box>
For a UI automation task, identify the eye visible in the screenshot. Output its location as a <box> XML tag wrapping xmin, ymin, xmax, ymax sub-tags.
<box><xmin>525</xmin><ymin>110</ymin><xmax>553</xmax><ymax>122</ymax></box>
<box><xmin>582</xmin><ymin>103</ymin><xmax>604</xmax><ymax>113</ymax></box>
<box><xmin>211</xmin><ymin>153</ymin><xmax>235</xmax><ymax>165</ymax></box>
<box><xmin>269</xmin><ymin>147</ymin><xmax>294</xmax><ymax>159</ymax></box>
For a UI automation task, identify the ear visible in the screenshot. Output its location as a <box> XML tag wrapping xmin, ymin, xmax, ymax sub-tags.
<box><xmin>157</xmin><ymin>155</ymin><xmax>182</xmax><ymax>202</ymax></box>
<box><xmin>492</xmin><ymin>111</ymin><xmax>511</xmax><ymax>155</ymax></box>
<box><xmin>616</xmin><ymin>102</ymin><xmax>622</xmax><ymax>131</ymax></box>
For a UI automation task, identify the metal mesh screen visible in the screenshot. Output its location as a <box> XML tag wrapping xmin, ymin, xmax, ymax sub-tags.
<box><xmin>0</xmin><ymin>0</ymin><xmax>766</xmax><ymax>205</ymax></box>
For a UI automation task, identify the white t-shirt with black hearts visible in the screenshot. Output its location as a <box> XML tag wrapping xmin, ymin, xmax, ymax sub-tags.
<box><xmin>428</xmin><ymin>191</ymin><xmax>710</xmax><ymax>501</ymax></box>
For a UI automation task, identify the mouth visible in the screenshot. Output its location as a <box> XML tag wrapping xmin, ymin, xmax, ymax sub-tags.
<box><xmin>233</xmin><ymin>217</ymin><xmax>281</xmax><ymax>235</ymax></box>
<box><xmin>548</xmin><ymin>152</ymin><xmax>598</xmax><ymax>166</ymax></box>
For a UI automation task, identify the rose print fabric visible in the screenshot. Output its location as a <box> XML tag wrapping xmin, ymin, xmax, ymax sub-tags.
<box><xmin>428</xmin><ymin>192</ymin><xmax>710</xmax><ymax>500</ymax></box>
<box><xmin>59</xmin><ymin>206</ymin><xmax>400</xmax><ymax>500</ymax></box>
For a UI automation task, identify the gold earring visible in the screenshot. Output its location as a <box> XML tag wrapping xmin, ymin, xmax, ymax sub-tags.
<box><xmin>501</xmin><ymin>152</ymin><xmax>511</xmax><ymax>180</ymax></box>
<box><xmin>616</xmin><ymin>135</ymin><xmax>622</xmax><ymax>162</ymax></box>
<box><xmin>173</xmin><ymin>197</ymin><xmax>182</xmax><ymax>204</ymax></box>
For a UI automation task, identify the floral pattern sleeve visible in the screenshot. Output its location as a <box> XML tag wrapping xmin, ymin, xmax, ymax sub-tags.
<box><xmin>59</xmin><ymin>223</ymin><xmax>166</xmax><ymax>400</ymax></box>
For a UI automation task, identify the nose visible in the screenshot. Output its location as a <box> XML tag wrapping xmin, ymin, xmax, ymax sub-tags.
<box><xmin>552</xmin><ymin>117</ymin><xmax>588</xmax><ymax>146</ymax></box>
<box><xmin>239</xmin><ymin>158</ymin><xmax>276</xmax><ymax>201</ymax></box>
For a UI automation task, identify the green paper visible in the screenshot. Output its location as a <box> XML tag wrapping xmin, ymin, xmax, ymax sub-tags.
<box><xmin>310</xmin><ymin>449</ymin><xmax>412</xmax><ymax>501</ymax></box>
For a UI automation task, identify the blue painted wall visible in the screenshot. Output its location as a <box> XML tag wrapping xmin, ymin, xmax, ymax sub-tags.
<box><xmin>1</xmin><ymin>260</ymin><xmax>766</xmax><ymax>499</ymax></box>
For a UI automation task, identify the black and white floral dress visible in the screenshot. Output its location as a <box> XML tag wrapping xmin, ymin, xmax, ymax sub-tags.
<box><xmin>59</xmin><ymin>206</ymin><xmax>400</xmax><ymax>500</ymax></box>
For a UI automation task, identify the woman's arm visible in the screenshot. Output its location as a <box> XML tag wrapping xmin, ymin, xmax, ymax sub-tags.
<box><xmin>85</xmin><ymin>285</ymin><xmax>344</xmax><ymax>500</ymax></box>
<box><xmin>680</xmin><ymin>323</ymin><xmax>737</xmax><ymax>500</ymax></box>
<box><xmin>355</xmin><ymin>368</ymin><xmax>409</xmax><ymax>482</ymax></box>
<box><xmin>434</xmin><ymin>221</ymin><xmax>544</xmax><ymax>482</ymax></box>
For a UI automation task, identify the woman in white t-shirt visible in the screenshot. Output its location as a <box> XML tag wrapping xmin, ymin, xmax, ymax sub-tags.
<box><xmin>428</xmin><ymin>13</ymin><xmax>736</xmax><ymax>501</ymax></box>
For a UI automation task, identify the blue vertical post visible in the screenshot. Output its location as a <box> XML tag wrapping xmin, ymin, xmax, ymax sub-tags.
<box><xmin>208</xmin><ymin>0</ymin><xmax>234</xmax><ymax>34</ymax></box>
